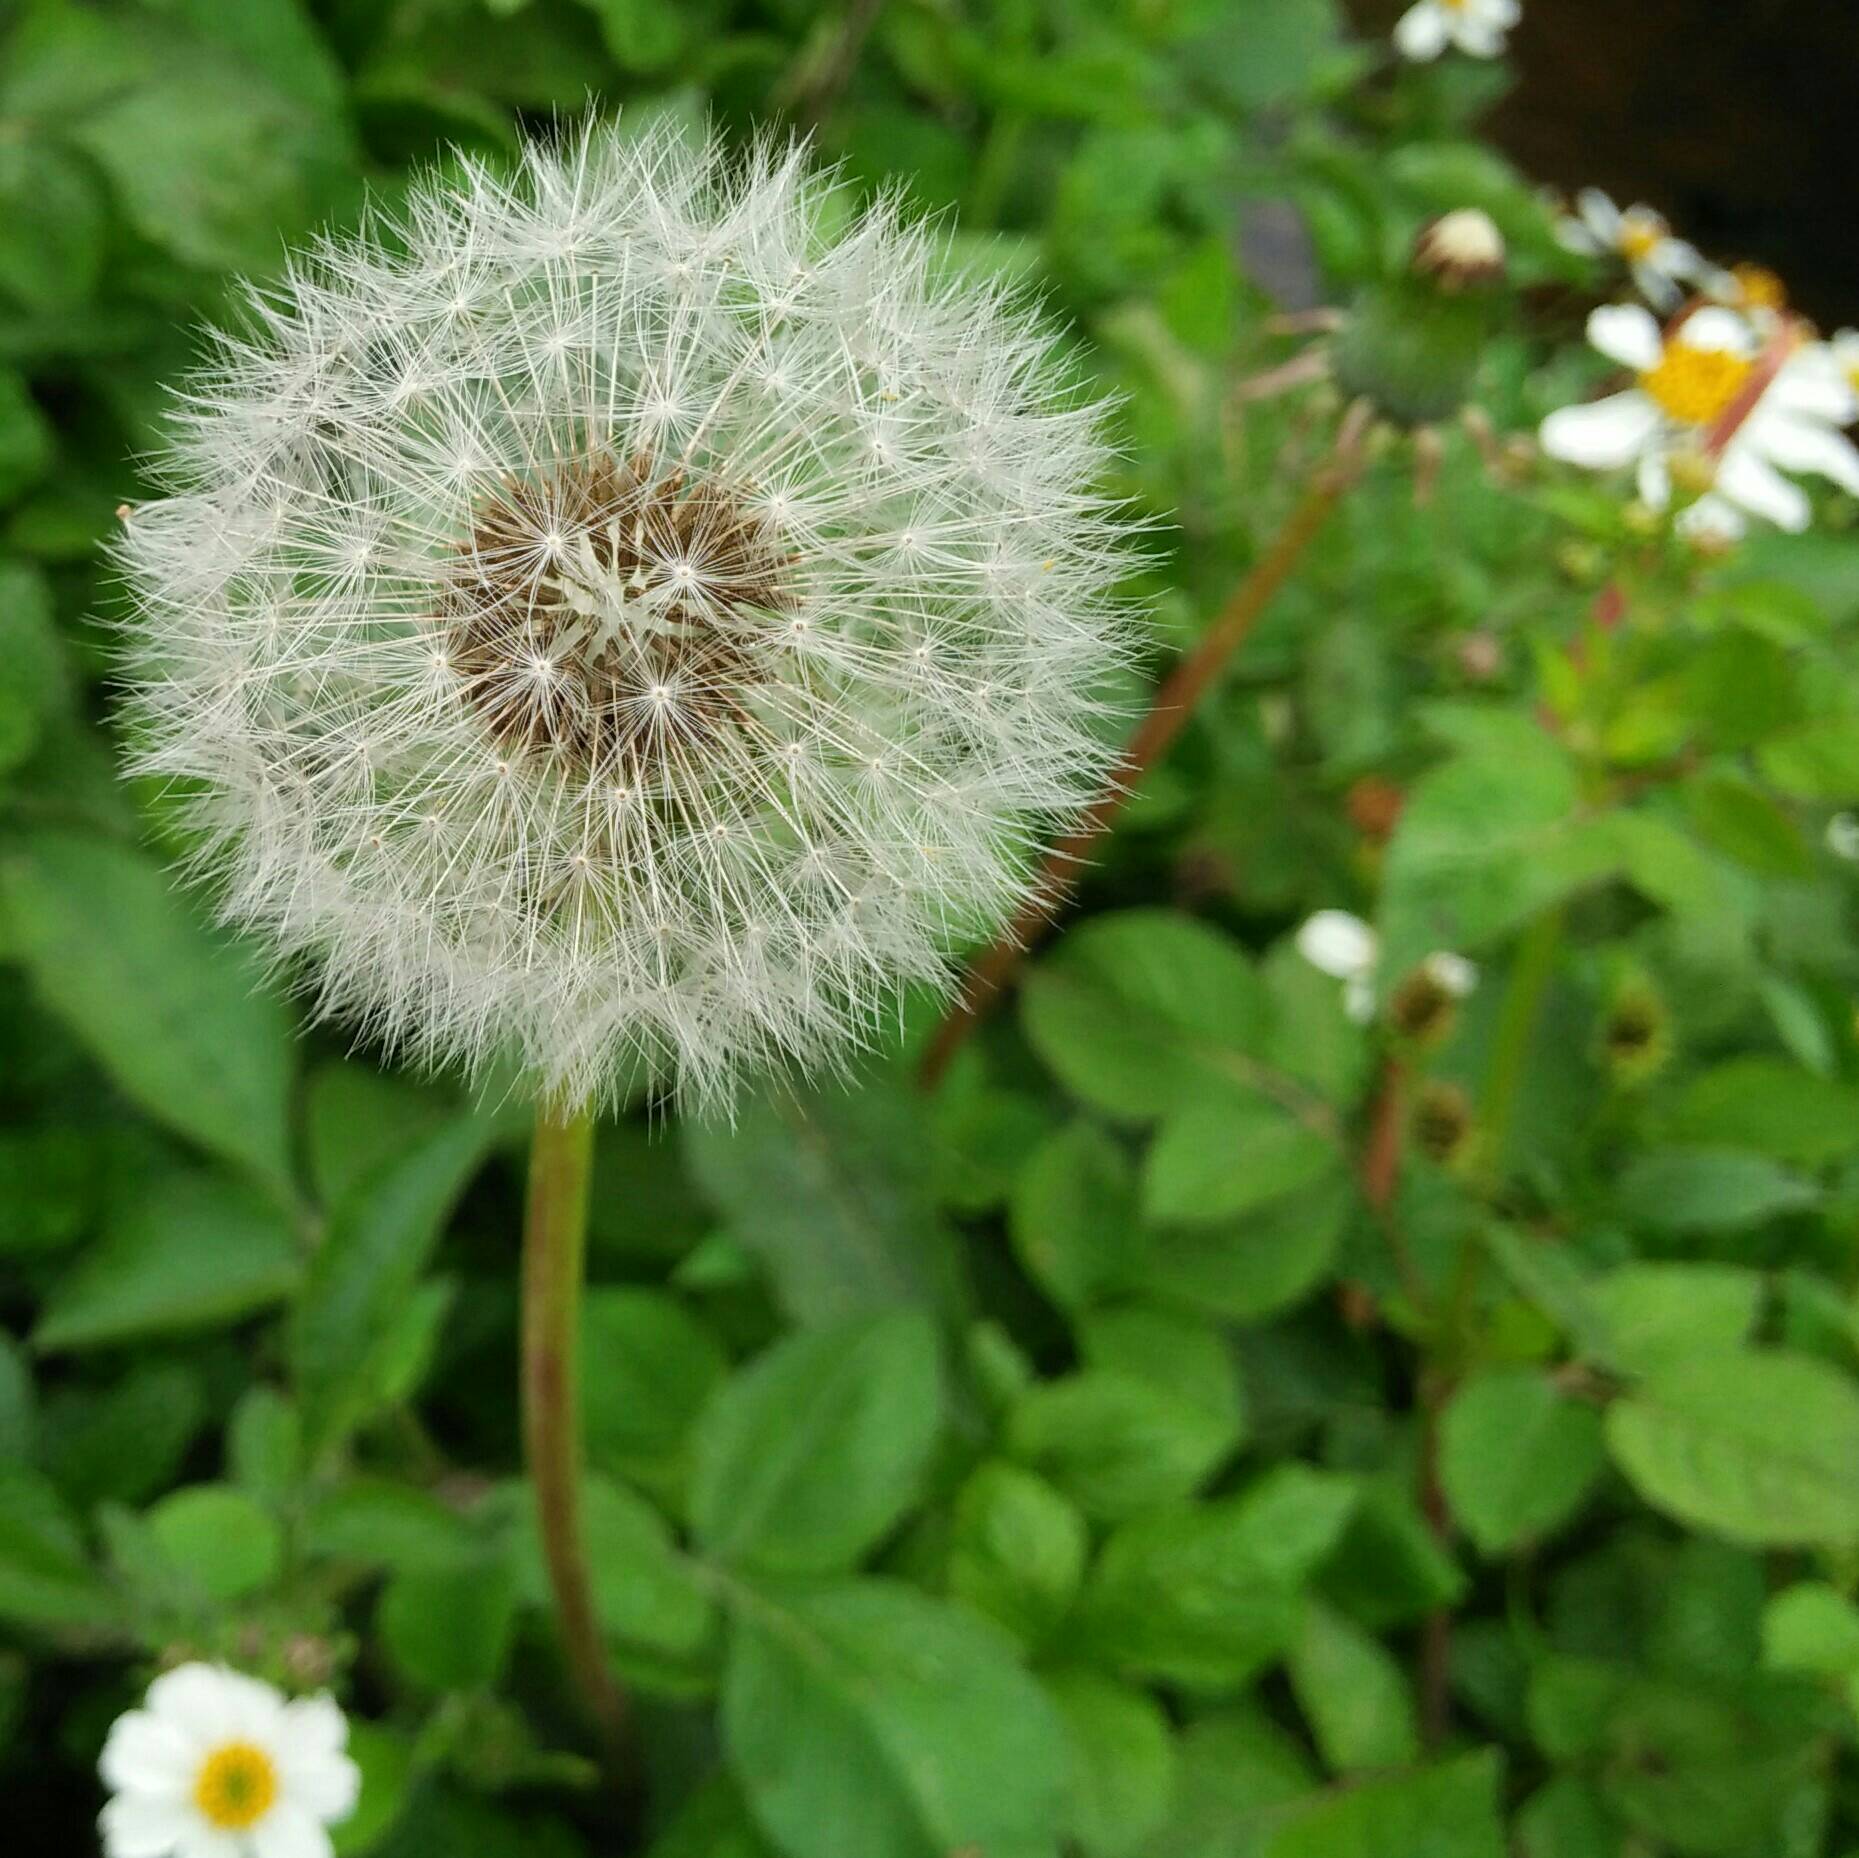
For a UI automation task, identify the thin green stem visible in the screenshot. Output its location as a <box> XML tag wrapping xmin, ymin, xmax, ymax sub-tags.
<box><xmin>1478</xmin><ymin>905</ymin><xmax>1566</xmax><ymax>1195</ymax></box>
<box><xmin>521</xmin><ymin>1098</ymin><xmax>632</xmax><ymax>1770</ymax></box>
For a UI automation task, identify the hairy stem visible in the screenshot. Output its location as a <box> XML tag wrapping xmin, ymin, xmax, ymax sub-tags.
<box><xmin>521</xmin><ymin>1098</ymin><xmax>632</xmax><ymax>1769</ymax></box>
<box><xmin>920</xmin><ymin>403</ymin><xmax>1371</xmax><ymax>1089</ymax></box>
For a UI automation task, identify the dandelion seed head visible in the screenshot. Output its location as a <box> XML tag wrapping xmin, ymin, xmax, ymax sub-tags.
<box><xmin>117</xmin><ymin>119</ymin><xmax>1135</xmax><ymax>1110</ymax></box>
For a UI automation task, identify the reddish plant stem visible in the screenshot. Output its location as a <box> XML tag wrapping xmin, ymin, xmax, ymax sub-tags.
<box><xmin>521</xmin><ymin>1099</ymin><xmax>634</xmax><ymax>1775</ymax></box>
<box><xmin>919</xmin><ymin>405</ymin><xmax>1371</xmax><ymax>1090</ymax></box>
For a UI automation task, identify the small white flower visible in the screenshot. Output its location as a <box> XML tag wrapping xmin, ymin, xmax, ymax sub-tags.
<box><xmin>99</xmin><ymin>1664</ymin><xmax>359</xmax><ymax>1858</ymax></box>
<box><xmin>1394</xmin><ymin>0</ymin><xmax>1519</xmax><ymax>62</ymax></box>
<box><xmin>1702</xmin><ymin>261</ymin><xmax>1791</xmax><ymax>332</ymax></box>
<box><xmin>1555</xmin><ymin>190</ymin><xmax>1703</xmax><ymax>311</ymax></box>
<box><xmin>1831</xmin><ymin>330</ymin><xmax>1859</xmax><ymax>409</ymax></box>
<box><xmin>1540</xmin><ymin>303</ymin><xmax>1859</xmax><ymax>538</ymax></box>
<box><xmin>1828</xmin><ymin>813</ymin><xmax>1859</xmax><ymax>863</ymax></box>
<box><xmin>1295</xmin><ymin>911</ymin><xmax>1477</xmax><ymax>1025</ymax></box>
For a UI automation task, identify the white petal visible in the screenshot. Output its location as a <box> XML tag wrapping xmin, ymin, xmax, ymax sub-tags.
<box><xmin>1682</xmin><ymin>307</ymin><xmax>1757</xmax><ymax>357</ymax></box>
<box><xmin>1747</xmin><ymin>413</ymin><xmax>1859</xmax><ymax>497</ymax></box>
<box><xmin>101</xmin><ymin>1711</ymin><xmax>197</xmax><ymax>1796</ymax></box>
<box><xmin>1393</xmin><ymin>2</ymin><xmax>1450</xmax><ymax>59</ymax></box>
<box><xmin>1677</xmin><ymin>494</ymin><xmax>1746</xmax><ymax>544</ymax></box>
<box><xmin>277</xmin><ymin>1696</ymin><xmax>349</xmax><ymax>1764</ymax></box>
<box><xmin>1343</xmin><ymin>975</ymin><xmax>1377</xmax><ymax>1024</ymax></box>
<box><xmin>1540</xmin><ymin>392</ymin><xmax>1659</xmax><ymax>469</ymax></box>
<box><xmin>1767</xmin><ymin>352</ymin><xmax>1859</xmax><ymax>426</ymax></box>
<box><xmin>1630</xmin><ymin>261</ymin><xmax>1681</xmax><ymax>313</ymax></box>
<box><xmin>1556</xmin><ymin>219</ymin><xmax>1605</xmax><ymax>257</ymax></box>
<box><xmin>1452</xmin><ymin>16</ymin><xmax>1508</xmax><ymax>56</ymax></box>
<box><xmin>1587</xmin><ymin>303</ymin><xmax>1663</xmax><ymax>373</ymax></box>
<box><xmin>280</xmin><ymin>1749</ymin><xmax>361</xmax><ymax>1824</ymax></box>
<box><xmin>1637</xmin><ymin>446</ymin><xmax>1671</xmax><ymax>511</ymax></box>
<box><xmin>1425</xmin><ymin>952</ymin><xmax>1479</xmax><ymax>997</ymax></box>
<box><xmin>99</xmin><ymin>1794</ymin><xmax>198</xmax><ymax>1858</ymax></box>
<box><xmin>1717</xmin><ymin>444</ymin><xmax>1811</xmax><ymax>531</ymax></box>
<box><xmin>1297</xmin><ymin>910</ymin><xmax>1378</xmax><ymax>981</ymax></box>
<box><xmin>251</xmin><ymin>1806</ymin><xmax>335</xmax><ymax>1858</ymax></box>
<box><xmin>1486</xmin><ymin>0</ymin><xmax>1522</xmax><ymax>24</ymax></box>
<box><xmin>145</xmin><ymin>1667</ymin><xmax>271</xmax><ymax>1746</ymax></box>
<box><xmin>1576</xmin><ymin>189</ymin><xmax>1622</xmax><ymax>239</ymax></box>
<box><xmin>1654</xmin><ymin>237</ymin><xmax>1703</xmax><ymax>281</ymax></box>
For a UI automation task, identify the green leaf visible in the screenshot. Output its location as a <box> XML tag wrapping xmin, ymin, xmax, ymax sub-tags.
<box><xmin>1142</xmin><ymin>1092</ymin><xmax>1337</xmax><ymax>1224</ymax></box>
<box><xmin>946</xmin><ymin>1461</ymin><xmax>1088</xmax><ymax>1646</ymax></box>
<box><xmin>33</xmin><ymin>1170</ymin><xmax>299</xmax><ymax>1352</ymax></box>
<box><xmin>0</xmin><ymin>1465</ymin><xmax>111</xmax><ymax>1627</ymax></box>
<box><xmin>145</xmin><ymin>1484</ymin><xmax>283</xmax><ymax>1602</ymax></box>
<box><xmin>1288</xmin><ymin>1600</ymin><xmax>1421</xmax><ymax>1773</ymax></box>
<box><xmin>582</xmin><ymin>1287</ymin><xmax>728</xmax><ymax>1502</ymax></box>
<box><xmin>380</xmin><ymin>1550</ymin><xmax>518</xmax><ymax>1691</ymax></box>
<box><xmin>304</xmin><ymin>1061</ymin><xmax>455</xmax><ymax>1209</ymax></box>
<box><xmin>1263</xmin><ymin>1751</ymin><xmax>1505</xmax><ymax>1858</ymax></box>
<box><xmin>1605</xmin><ymin>1351</ymin><xmax>1859</xmax><ymax>1545</ymax></box>
<box><xmin>0</xmin><ymin>559</ymin><xmax>62</xmax><ymax>777</ymax></box>
<box><xmin>302</xmin><ymin>1478</ymin><xmax>476</xmax><ymax>1577</ymax></box>
<box><xmin>1762</xmin><ymin>1581</ymin><xmax>1859</xmax><ymax>1676</ymax></box>
<box><xmin>1670</xmin><ymin>1059</ymin><xmax>1859</xmax><ymax>1165</ymax></box>
<box><xmin>1613</xmin><ymin>1150</ymin><xmax>1817</xmax><ymax>1235</ymax></box>
<box><xmin>330</xmin><ymin>1722</ymin><xmax>416</xmax><ymax>1857</ymax></box>
<box><xmin>1439</xmin><ymin>1369</ymin><xmax>1604</xmax><ymax>1554</ymax></box>
<box><xmin>288</xmin><ymin>1117</ymin><xmax>492</xmax><ymax>1454</ymax></box>
<box><xmin>0</xmin><ymin>830</ymin><xmax>297</xmax><ymax>1192</ymax></box>
<box><xmin>226</xmin><ymin>1387</ymin><xmax>301</xmax><ymax>1505</ymax></box>
<box><xmin>1145</xmin><ymin>1177</ymin><xmax>1351</xmax><ymax>1322</ymax></box>
<box><xmin>1080</xmin><ymin>1466</ymin><xmax>1358</xmax><ymax>1687</ymax></box>
<box><xmin>684</xmin><ymin>1079</ymin><xmax>966</xmax><ymax>1323</ymax></box>
<box><xmin>0</xmin><ymin>370</ymin><xmax>53</xmax><ymax>504</ymax></box>
<box><xmin>1078</xmin><ymin>1304</ymin><xmax>1247</xmax><ymax>1438</ymax></box>
<box><xmin>722</xmin><ymin>1577</ymin><xmax>1068</xmax><ymax>1858</ymax></box>
<box><xmin>1136</xmin><ymin>1705</ymin><xmax>1316</xmax><ymax>1858</ymax></box>
<box><xmin>1009</xmin><ymin>1120</ymin><xmax>1144</xmax><ymax>1312</ymax></box>
<box><xmin>1006</xmin><ymin>1371</ymin><xmax>1235</xmax><ymax>1521</ymax></box>
<box><xmin>576</xmin><ymin>0</ymin><xmax>686</xmax><ymax>71</ymax></box>
<box><xmin>0</xmin><ymin>1336</ymin><xmax>34</xmax><ymax>1464</ymax></box>
<box><xmin>1047</xmin><ymin>1666</ymin><xmax>1177</xmax><ymax>1858</ymax></box>
<box><xmin>691</xmin><ymin>1311</ymin><xmax>943</xmax><ymax>1574</ymax></box>
<box><xmin>0</xmin><ymin>142</ymin><xmax>107</xmax><ymax>312</ymax></box>
<box><xmin>1020</xmin><ymin>910</ymin><xmax>1271</xmax><ymax>1121</ymax></box>
<box><xmin>1587</xmin><ymin>1263</ymin><xmax>1764</xmax><ymax>1371</ymax></box>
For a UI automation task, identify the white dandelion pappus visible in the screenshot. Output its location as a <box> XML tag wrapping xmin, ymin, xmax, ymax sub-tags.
<box><xmin>99</xmin><ymin>1663</ymin><xmax>359</xmax><ymax>1858</ymax></box>
<box><xmin>117</xmin><ymin>122</ymin><xmax>1133</xmax><ymax>1111</ymax></box>
<box><xmin>1539</xmin><ymin>303</ymin><xmax>1859</xmax><ymax>539</ymax></box>
<box><xmin>1554</xmin><ymin>189</ymin><xmax>1703</xmax><ymax>311</ymax></box>
<box><xmin>1393</xmin><ymin>0</ymin><xmax>1519</xmax><ymax>63</ymax></box>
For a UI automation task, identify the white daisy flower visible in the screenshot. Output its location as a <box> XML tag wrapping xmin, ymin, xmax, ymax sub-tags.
<box><xmin>1295</xmin><ymin>910</ymin><xmax>1477</xmax><ymax>1025</ymax></box>
<box><xmin>1831</xmin><ymin>329</ymin><xmax>1859</xmax><ymax>409</ymax></box>
<box><xmin>1394</xmin><ymin>0</ymin><xmax>1520</xmax><ymax>62</ymax></box>
<box><xmin>1540</xmin><ymin>304</ymin><xmax>1859</xmax><ymax>538</ymax></box>
<box><xmin>99</xmin><ymin>1664</ymin><xmax>359</xmax><ymax>1858</ymax></box>
<box><xmin>1555</xmin><ymin>190</ymin><xmax>1703</xmax><ymax>311</ymax></box>
<box><xmin>1703</xmin><ymin>261</ymin><xmax>1791</xmax><ymax>331</ymax></box>
<box><xmin>115</xmin><ymin>120</ymin><xmax>1132</xmax><ymax>1112</ymax></box>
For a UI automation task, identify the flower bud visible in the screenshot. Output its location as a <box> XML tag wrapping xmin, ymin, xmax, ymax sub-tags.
<box><xmin>1413</xmin><ymin>210</ymin><xmax>1508</xmax><ymax>291</ymax></box>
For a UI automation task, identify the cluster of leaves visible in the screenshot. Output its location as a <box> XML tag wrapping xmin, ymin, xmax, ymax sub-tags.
<box><xmin>5</xmin><ymin>1</ymin><xmax>1859</xmax><ymax>1855</ymax></box>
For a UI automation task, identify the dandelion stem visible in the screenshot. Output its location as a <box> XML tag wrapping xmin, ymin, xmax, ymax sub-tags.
<box><xmin>920</xmin><ymin>401</ymin><xmax>1372</xmax><ymax>1089</ymax></box>
<box><xmin>521</xmin><ymin>1098</ymin><xmax>633</xmax><ymax>1771</ymax></box>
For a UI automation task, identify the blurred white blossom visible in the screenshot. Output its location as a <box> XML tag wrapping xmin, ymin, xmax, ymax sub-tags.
<box><xmin>1540</xmin><ymin>304</ymin><xmax>1859</xmax><ymax>538</ymax></box>
<box><xmin>1555</xmin><ymin>190</ymin><xmax>1703</xmax><ymax>311</ymax></box>
<box><xmin>116</xmin><ymin>121</ymin><xmax>1133</xmax><ymax>1110</ymax></box>
<box><xmin>1296</xmin><ymin>910</ymin><xmax>1477</xmax><ymax>1025</ymax></box>
<box><xmin>99</xmin><ymin>1664</ymin><xmax>358</xmax><ymax>1858</ymax></box>
<box><xmin>1394</xmin><ymin>0</ymin><xmax>1519</xmax><ymax>62</ymax></box>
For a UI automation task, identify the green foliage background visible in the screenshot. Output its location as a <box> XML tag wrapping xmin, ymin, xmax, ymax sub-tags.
<box><xmin>6</xmin><ymin>1</ymin><xmax>1859</xmax><ymax>1854</ymax></box>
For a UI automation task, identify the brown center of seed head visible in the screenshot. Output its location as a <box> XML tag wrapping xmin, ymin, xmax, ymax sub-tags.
<box><xmin>442</xmin><ymin>449</ymin><xmax>792</xmax><ymax>779</ymax></box>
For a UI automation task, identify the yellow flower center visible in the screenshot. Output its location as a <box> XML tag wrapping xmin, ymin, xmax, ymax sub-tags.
<box><xmin>1617</xmin><ymin>215</ymin><xmax>1664</xmax><ymax>262</ymax></box>
<box><xmin>192</xmin><ymin>1743</ymin><xmax>279</xmax><ymax>1831</ymax></box>
<box><xmin>1639</xmin><ymin>341</ymin><xmax>1753</xmax><ymax>427</ymax></box>
<box><xmin>1731</xmin><ymin>263</ymin><xmax>1787</xmax><ymax>311</ymax></box>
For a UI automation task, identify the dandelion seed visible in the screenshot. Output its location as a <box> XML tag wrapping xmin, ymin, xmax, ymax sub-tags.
<box><xmin>117</xmin><ymin>120</ymin><xmax>1133</xmax><ymax>1110</ymax></box>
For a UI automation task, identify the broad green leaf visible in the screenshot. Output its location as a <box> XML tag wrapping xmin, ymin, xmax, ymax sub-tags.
<box><xmin>690</xmin><ymin>1311</ymin><xmax>942</xmax><ymax>1574</ymax></box>
<box><xmin>1135</xmin><ymin>1705</ymin><xmax>1315</xmax><ymax>1858</ymax></box>
<box><xmin>0</xmin><ymin>1466</ymin><xmax>112</xmax><ymax>1628</ymax></box>
<box><xmin>288</xmin><ymin>1118</ymin><xmax>492</xmax><ymax>1454</ymax></box>
<box><xmin>582</xmin><ymin>1287</ymin><xmax>728</xmax><ymax>1502</ymax></box>
<box><xmin>1613</xmin><ymin>1150</ymin><xmax>1816</xmax><ymax>1235</ymax></box>
<box><xmin>1440</xmin><ymin>1369</ymin><xmax>1604</xmax><ymax>1554</ymax></box>
<box><xmin>946</xmin><ymin>1461</ymin><xmax>1088</xmax><ymax>1646</ymax></box>
<box><xmin>330</xmin><ymin>1722</ymin><xmax>415</xmax><ymax>1857</ymax></box>
<box><xmin>1587</xmin><ymin>1263</ymin><xmax>1764</xmax><ymax>1371</ymax></box>
<box><xmin>1142</xmin><ymin>1091</ymin><xmax>1337</xmax><ymax>1225</ymax></box>
<box><xmin>1145</xmin><ymin>1177</ymin><xmax>1350</xmax><ymax>1322</ymax></box>
<box><xmin>722</xmin><ymin>1577</ymin><xmax>1067</xmax><ymax>1858</ymax></box>
<box><xmin>302</xmin><ymin>1478</ymin><xmax>477</xmax><ymax>1576</ymax></box>
<box><xmin>1009</xmin><ymin>1120</ymin><xmax>1145</xmax><ymax>1312</ymax></box>
<box><xmin>34</xmin><ymin>1170</ymin><xmax>299</xmax><ymax>1352</ymax></box>
<box><xmin>0</xmin><ymin>1337</ymin><xmax>33</xmax><ymax>1463</ymax></box>
<box><xmin>0</xmin><ymin>559</ymin><xmax>62</xmax><ymax>775</ymax></box>
<box><xmin>1047</xmin><ymin>1666</ymin><xmax>1177</xmax><ymax>1858</ymax></box>
<box><xmin>1288</xmin><ymin>1600</ymin><xmax>1420</xmax><ymax>1772</ymax></box>
<box><xmin>1081</xmin><ymin>1466</ymin><xmax>1358</xmax><ymax>1687</ymax></box>
<box><xmin>1762</xmin><ymin>1581</ymin><xmax>1859</xmax><ymax>1677</ymax></box>
<box><xmin>576</xmin><ymin>0</ymin><xmax>686</xmax><ymax>71</ymax></box>
<box><xmin>0</xmin><ymin>370</ymin><xmax>53</xmax><ymax>504</ymax></box>
<box><xmin>1006</xmin><ymin>1371</ymin><xmax>1236</xmax><ymax>1521</ymax></box>
<box><xmin>145</xmin><ymin>1484</ymin><xmax>283</xmax><ymax>1602</ymax></box>
<box><xmin>0</xmin><ymin>142</ymin><xmax>107</xmax><ymax>312</ymax></box>
<box><xmin>39</xmin><ymin>1360</ymin><xmax>205</xmax><ymax>1510</ymax></box>
<box><xmin>1078</xmin><ymin>1304</ymin><xmax>1247</xmax><ymax>1438</ymax></box>
<box><xmin>1263</xmin><ymin>1750</ymin><xmax>1506</xmax><ymax>1858</ymax></box>
<box><xmin>304</xmin><ymin>1061</ymin><xmax>455</xmax><ymax>1208</ymax></box>
<box><xmin>380</xmin><ymin>1549</ymin><xmax>518</xmax><ymax>1691</ymax></box>
<box><xmin>226</xmin><ymin>1387</ymin><xmax>301</xmax><ymax>1505</ymax></box>
<box><xmin>684</xmin><ymin>1079</ymin><xmax>966</xmax><ymax>1323</ymax></box>
<box><xmin>1020</xmin><ymin>910</ymin><xmax>1271</xmax><ymax>1121</ymax></box>
<box><xmin>0</xmin><ymin>830</ymin><xmax>297</xmax><ymax>1192</ymax></box>
<box><xmin>1605</xmin><ymin>1351</ymin><xmax>1859</xmax><ymax>1545</ymax></box>
<box><xmin>1670</xmin><ymin>1059</ymin><xmax>1859</xmax><ymax>1165</ymax></box>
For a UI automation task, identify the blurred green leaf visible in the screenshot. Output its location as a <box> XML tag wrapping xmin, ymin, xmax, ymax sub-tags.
<box><xmin>947</xmin><ymin>1460</ymin><xmax>1088</xmax><ymax>1646</ymax></box>
<box><xmin>1010</xmin><ymin>1119</ymin><xmax>1145</xmax><ymax>1312</ymax></box>
<box><xmin>1142</xmin><ymin>1090</ymin><xmax>1338</xmax><ymax>1224</ymax></box>
<box><xmin>1263</xmin><ymin>1750</ymin><xmax>1506</xmax><ymax>1858</ymax></box>
<box><xmin>1669</xmin><ymin>1059</ymin><xmax>1859</xmax><ymax>1165</ymax></box>
<box><xmin>1440</xmin><ymin>1369</ymin><xmax>1604</xmax><ymax>1555</ymax></box>
<box><xmin>0</xmin><ymin>1466</ymin><xmax>111</xmax><ymax>1628</ymax></box>
<box><xmin>1048</xmin><ymin>1665</ymin><xmax>1178</xmax><ymax>1858</ymax></box>
<box><xmin>582</xmin><ymin>1287</ymin><xmax>728</xmax><ymax>1503</ymax></box>
<box><xmin>145</xmin><ymin>1483</ymin><xmax>283</xmax><ymax>1602</ymax></box>
<box><xmin>1288</xmin><ymin>1599</ymin><xmax>1421</xmax><ymax>1772</ymax></box>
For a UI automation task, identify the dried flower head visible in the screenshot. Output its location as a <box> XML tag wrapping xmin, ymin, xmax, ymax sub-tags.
<box><xmin>117</xmin><ymin>121</ymin><xmax>1132</xmax><ymax>1109</ymax></box>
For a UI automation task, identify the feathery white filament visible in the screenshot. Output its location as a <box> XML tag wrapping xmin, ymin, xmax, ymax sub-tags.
<box><xmin>116</xmin><ymin>121</ymin><xmax>1132</xmax><ymax>1109</ymax></box>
